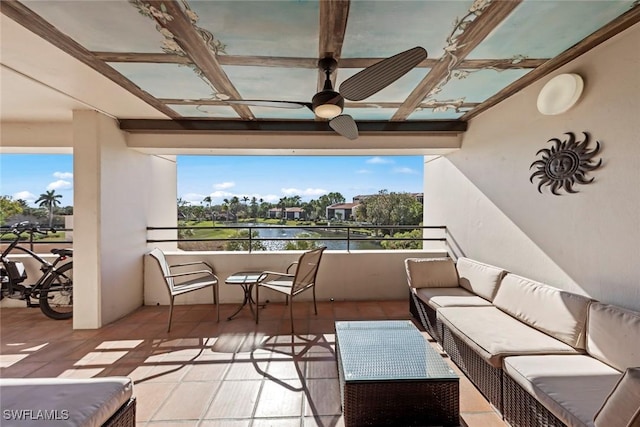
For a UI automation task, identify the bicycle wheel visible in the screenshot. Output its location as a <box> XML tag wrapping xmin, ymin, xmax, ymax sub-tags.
<box><xmin>39</xmin><ymin>262</ymin><xmax>73</xmax><ymax>320</ymax></box>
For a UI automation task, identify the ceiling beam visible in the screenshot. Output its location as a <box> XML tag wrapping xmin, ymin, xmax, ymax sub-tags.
<box><xmin>92</xmin><ymin>52</ymin><xmax>548</xmax><ymax>70</ymax></box>
<box><xmin>92</xmin><ymin>52</ymin><xmax>193</xmax><ymax>65</ymax></box>
<box><xmin>391</xmin><ymin>0</ymin><xmax>523</xmax><ymax>121</ymax></box>
<box><xmin>119</xmin><ymin>119</ymin><xmax>467</xmax><ymax>134</ymax></box>
<box><xmin>0</xmin><ymin>0</ymin><xmax>180</xmax><ymax>118</ymax></box>
<box><xmin>317</xmin><ymin>0</ymin><xmax>350</xmax><ymax>92</ymax></box>
<box><xmin>462</xmin><ymin>5</ymin><xmax>640</xmax><ymax>121</ymax></box>
<box><xmin>145</xmin><ymin>0</ymin><xmax>254</xmax><ymax>120</ymax></box>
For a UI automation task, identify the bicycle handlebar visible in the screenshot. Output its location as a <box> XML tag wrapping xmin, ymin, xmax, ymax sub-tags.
<box><xmin>3</xmin><ymin>222</ymin><xmax>55</xmax><ymax>237</ymax></box>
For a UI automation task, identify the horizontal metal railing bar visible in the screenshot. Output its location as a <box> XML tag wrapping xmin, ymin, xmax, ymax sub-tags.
<box><xmin>148</xmin><ymin>225</ymin><xmax>446</xmax><ymax>230</ymax></box>
<box><xmin>0</xmin><ymin>240</ymin><xmax>74</xmax><ymax>244</ymax></box>
<box><xmin>0</xmin><ymin>228</ymin><xmax>74</xmax><ymax>252</ymax></box>
<box><xmin>146</xmin><ymin>224</ymin><xmax>448</xmax><ymax>251</ymax></box>
<box><xmin>147</xmin><ymin>237</ymin><xmax>447</xmax><ymax>243</ymax></box>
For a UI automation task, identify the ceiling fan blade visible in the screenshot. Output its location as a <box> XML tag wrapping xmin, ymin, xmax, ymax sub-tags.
<box><xmin>339</xmin><ymin>46</ymin><xmax>427</xmax><ymax>101</ymax></box>
<box><xmin>329</xmin><ymin>114</ymin><xmax>359</xmax><ymax>140</ymax></box>
<box><xmin>225</xmin><ymin>100</ymin><xmax>312</xmax><ymax>110</ymax></box>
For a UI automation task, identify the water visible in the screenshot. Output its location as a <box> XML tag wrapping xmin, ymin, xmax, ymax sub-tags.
<box><xmin>237</xmin><ymin>224</ymin><xmax>382</xmax><ymax>251</ymax></box>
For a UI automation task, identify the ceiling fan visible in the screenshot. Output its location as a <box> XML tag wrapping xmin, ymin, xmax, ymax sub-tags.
<box><xmin>224</xmin><ymin>46</ymin><xmax>427</xmax><ymax>140</ymax></box>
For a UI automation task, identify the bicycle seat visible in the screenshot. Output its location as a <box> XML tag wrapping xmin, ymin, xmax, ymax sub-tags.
<box><xmin>51</xmin><ymin>248</ymin><xmax>73</xmax><ymax>257</ymax></box>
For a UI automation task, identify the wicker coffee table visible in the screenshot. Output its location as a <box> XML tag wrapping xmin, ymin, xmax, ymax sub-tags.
<box><xmin>335</xmin><ymin>320</ymin><xmax>459</xmax><ymax>427</ymax></box>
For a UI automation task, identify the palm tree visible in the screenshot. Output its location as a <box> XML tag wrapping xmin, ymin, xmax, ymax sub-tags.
<box><xmin>222</xmin><ymin>198</ymin><xmax>230</xmax><ymax>222</ymax></box>
<box><xmin>278</xmin><ymin>197</ymin><xmax>287</xmax><ymax>222</ymax></box>
<box><xmin>230</xmin><ymin>196</ymin><xmax>240</xmax><ymax>221</ymax></box>
<box><xmin>250</xmin><ymin>196</ymin><xmax>258</xmax><ymax>220</ymax></box>
<box><xmin>202</xmin><ymin>196</ymin><xmax>212</xmax><ymax>221</ymax></box>
<box><xmin>242</xmin><ymin>196</ymin><xmax>250</xmax><ymax>219</ymax></box>
<box><xmin>35</xmin><ymin>190</ymin><xmax>63</xmax><ymax>227</ymax></box>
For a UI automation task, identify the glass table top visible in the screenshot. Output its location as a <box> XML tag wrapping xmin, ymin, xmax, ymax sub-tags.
<box><xmin>335</xmin><ymin>320</ymin><xmax>458</xmax><ymax>382</ymax></box>
<box><xmin>225</xmin><ymin>271</ymin><xmax>263</xmax><ymax>284</ymax></box>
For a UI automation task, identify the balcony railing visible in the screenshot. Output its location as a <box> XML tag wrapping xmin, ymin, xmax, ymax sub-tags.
<box><xmin>0</xmin><ymin>228</ymin><xmax>73</xmax><ymax>252</ymax></box>
<box><xmin>147</xmin><ymin>224</ymin><xmax>448</xmax><ymax>252</ymax></box>
<box><xmin>0</xmin><ymin>225</ymin><xmax>457</xmax><ymax>255</ymax></box>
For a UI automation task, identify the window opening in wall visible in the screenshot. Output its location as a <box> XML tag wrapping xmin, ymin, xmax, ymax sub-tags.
<box><xmin>0</xmin><ymin>154</ymin><xmax>74</xmax><ymax>229</ymax></box>
<box><xmin>175</xmin><ymin>155</ymin><xmax>425</xmax><ymax>251</ymax></box>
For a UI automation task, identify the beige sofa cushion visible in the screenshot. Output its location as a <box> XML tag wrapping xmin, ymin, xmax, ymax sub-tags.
<box><xmin>416</xmin><ymin>287</ymin><xmax>493</xmax><ymax>310</ymax></box>
<box><xmin>504</xmin><ymin>355</ymin><xmax>621</xmax><ymax>427</ymax></box>
<box><xmin>456</xmin><ymin>257</ymin><xmax>506</xmax><ymax>301</ymax></box>
<box><xmin>0</xmin><ymin>377</ymin><xmax>133</xmax><ymax>427</ymax></box>
<box><xmin>405</xmin><ymin>257</ymin><xmax>458</xmax><ymax>288</ymax></box>
<box><xmin>587</xmin><ymin>302</ymin><xmax>640</xmax><ymax>372</ymax></box>
<box><xmin>493</xmin><ymin>274</ymin><xmax>591</xmax><ymax>349</ymax></box>
<box><xmin>437</xmin><ymin>306</ymin><xmax>580</xmax><ymax>368</ymax></box>
<box><xmin>594</xmin><ymin>367</ymin><xmax>640</xmax><ymax>427</ymax></box>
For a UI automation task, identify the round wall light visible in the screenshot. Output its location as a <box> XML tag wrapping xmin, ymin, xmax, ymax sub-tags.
<box><xmin>537</xmin><ymin>73</ymin><xmax>584</xmax><ymax>115</ymax></box>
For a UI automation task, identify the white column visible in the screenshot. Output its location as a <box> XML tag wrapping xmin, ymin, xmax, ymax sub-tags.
<box><xmin>72</xmin><ymin>110</ymin><xmax>157</xmax><ymax>328</ymax></box>
<box><xmin>72</xmin><ymin>110</ymin><xmax>102</xmax><ymax>328</ymax></box>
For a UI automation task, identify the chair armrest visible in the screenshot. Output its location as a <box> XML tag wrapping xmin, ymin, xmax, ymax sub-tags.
<box><xmin>286</xmin><ymin>262</ymin><xmax>299</xmax><ymax>274</ymax></box>
<box><xmin>257</xmin><ymin>271</ymin><xmax>295</xmax><ymax>282</ymax></box>
<box><xmin>170</xmin><ymin>261</ymin><xmax>213</xmax><ymax>270</ymax></box>
<box><xmin>166</xmin><ymin>270</ymin><xmax>218</xmax><ymax>280</ymax></box>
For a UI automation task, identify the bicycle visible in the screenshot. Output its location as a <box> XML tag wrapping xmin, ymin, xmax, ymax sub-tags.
<box><xmin>0</xmin><ymin>222</ymin><xmax>73</xmax><ymax>319</ymax></box>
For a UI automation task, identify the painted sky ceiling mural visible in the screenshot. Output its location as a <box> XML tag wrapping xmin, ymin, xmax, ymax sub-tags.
<box><xmin>5</xmin><ymin>0</ymin><xmax>639</xmax><ymax>124</ymax></box>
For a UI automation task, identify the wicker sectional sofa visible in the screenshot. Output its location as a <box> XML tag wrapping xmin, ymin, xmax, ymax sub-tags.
<box><xmin>406</xmin><ymin>257</ymin><xmax>640</xmax><ymax>427</ymax></box>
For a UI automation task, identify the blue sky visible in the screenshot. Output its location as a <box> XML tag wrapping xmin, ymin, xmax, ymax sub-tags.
<box><xmin>0</xmin><ymin>154</ymin><xmax>423</xmax><ymax>206</ymax></box>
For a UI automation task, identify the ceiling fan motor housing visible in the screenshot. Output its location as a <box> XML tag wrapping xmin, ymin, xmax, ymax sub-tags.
<box><xmin>312</xmin><ymin>57</ymin><xmax>343</xmax><ymax>118</ymax></box>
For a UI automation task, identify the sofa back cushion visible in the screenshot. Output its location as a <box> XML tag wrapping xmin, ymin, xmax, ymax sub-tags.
<box><xmin>594</xmin><ymin>367</ymin><xmax>640</xmax><ymax>427</ymax></box>
<box><xmin>456</xmin><ymin>257</ymin><xmax>507</xmax><ymax>301</ymax></box>
<box><xmin>493</xmin><ymin>274</ymin><xmax>591</xmax><ymax>349</ymax></box>
<box><xmin>587</xmin><ymin>302</ymin><xmax>640</xmax><ymax>372</ymax></box>
<box><xmin>405</xmin><ymin>257</ymin><xmax>458</xmax><ymax>288</ymax></box>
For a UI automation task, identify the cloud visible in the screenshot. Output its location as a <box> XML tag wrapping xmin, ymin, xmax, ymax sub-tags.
<box><xmin>47</xmin><ymin>180</ymin><xmax>72</xmax><ymax>191</ymax></box>
<box><xmin>366</xmin><ymin>156</ymin><xmax>393</xmax><ymax>164</ymax></box>
<box><xmin>53</xmin><ymin>171</ymin><xmax>73</xmax><ymax>180</ymax></box>
<box><xmin>13</xmin><ymin>191</ymin><xmax>36</xmax><ymax>202</ymax></box>
<box><xmin>356</xmin><ymin>169</ymin><xmax>372</xmax><ymax>174</ymax></box>
<box><xmin>214</xmin><ymin>181</ymin><xmax>235</xmax><ymax>190</ymax></box>
<box><xmin>209</xmin><ymin>190</ymin><xmax>234</xmax><ymax>200</ymax></box>
<box><xmin>281</xmin><ymin>187</ymin><xmax>328</xmax><ymax>197</ymax></box>
<box><xmin>182</xmin><ymin>193</ymin><xmax>207</xmax><ymax>204</ymax></box>
<box><xmin>393</xmin><ymin>167</ymin><xmax>419</xmax><ymax>174</ymax></box>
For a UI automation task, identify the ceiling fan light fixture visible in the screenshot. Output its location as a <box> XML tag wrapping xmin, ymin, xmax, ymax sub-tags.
<box><xmin>312</xmin><ymin>90</ymin><xmax>344</xmax><ymax>119</ymax></box>
<box><xmin>314</xmin><ymin>103</ymin><xmax>343</xmax><ymax>119</ymax></box>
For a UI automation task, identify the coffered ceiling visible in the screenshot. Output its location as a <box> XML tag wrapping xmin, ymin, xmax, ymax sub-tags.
<box><xmin>1</xmin><ymin>0</ymin><xmax>638</xmax><ymax>135</ymax></box>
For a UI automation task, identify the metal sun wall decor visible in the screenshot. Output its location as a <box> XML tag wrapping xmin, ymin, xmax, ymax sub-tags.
<box><xmin>529</xmin><ymin>132</ymin><xmax>603</xmax><ymax>195</ymax></box>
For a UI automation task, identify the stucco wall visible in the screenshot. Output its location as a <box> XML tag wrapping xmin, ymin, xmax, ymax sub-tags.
<box><xmin>98</xmin><ymin>114</ymin><xmax>150</xmax><ymax>324</ymax></box>
<box><xmin>424</xmin><ymin>24</ymin><xmax>640</xmax><ymax>310</ymax></box>
<box><xmin>146</xmin><ymin>155</ymin><xmax>178</xmax><ymax>251</ymax></box>
<box><xmin>73</xmin><ymin>111</ymin><xmax>153</xmax><ymax>327</ymax></box>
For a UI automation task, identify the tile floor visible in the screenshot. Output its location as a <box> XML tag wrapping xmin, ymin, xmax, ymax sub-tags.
<box><xmin>0</xmin><ymin>301</ymin><xmax>506</xmax><ymax>427</ymax></box>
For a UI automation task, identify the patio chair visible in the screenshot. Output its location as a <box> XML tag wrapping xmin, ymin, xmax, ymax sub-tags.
<box><xmin>255</xmin><ymin>246</ymin><xmax>326</xmax><ymax>333</ymax></box>
<box><xmin>148</xmin><ymin>248</ymin><xmax>219</xmax><ymax>332</ymax></box>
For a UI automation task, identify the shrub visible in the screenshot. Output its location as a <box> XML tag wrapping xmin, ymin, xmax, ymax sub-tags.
<box><xmin>380</xmin><ymin>229</ymin><xmax>422</xmax><ymax>250</ymax></box>
<box><xmin>284</xmin><ymin>232</ymin><xmax>320</xmax><ymax>250</ymax></box>
<box><xmin>224</xmin><ymin>229</ymin><xmax>266</xmax><ymax>251</ymax></box>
